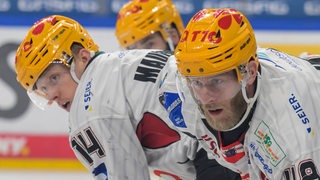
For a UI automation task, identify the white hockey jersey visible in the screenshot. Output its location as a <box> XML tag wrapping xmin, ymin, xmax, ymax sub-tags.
<box><xmin>160</xmin><ymin>48</ymin><xmax>320</xmax><ymax>179</ymax></box>
<box><xmin>68</xmin><ymin>50</ymin><xmax>197</xmax><ymax>180</ymax></box>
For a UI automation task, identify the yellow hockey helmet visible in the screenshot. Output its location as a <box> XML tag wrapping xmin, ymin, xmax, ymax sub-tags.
<box><xmin>15</xmin><ymin>15</ymin><xmax>99</xmax><ymax>91</ymax></box>
<box><xmin>115</xmin><ymin>0</ymin><xmax>184</xmax><ymax>48</ymax></box>
<box><xmin>175</xmin><ymin>8</ymin><xmax>257</xmax><ymax>81</ymax></box>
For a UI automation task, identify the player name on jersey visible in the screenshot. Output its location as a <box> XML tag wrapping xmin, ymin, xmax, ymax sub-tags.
<box><xmin>134</xmin><ymin>51</ymin><xmax>171</xmax><ymax>83</ymax></box>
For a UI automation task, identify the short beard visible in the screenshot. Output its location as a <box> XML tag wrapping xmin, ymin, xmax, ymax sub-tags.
<box><xmin>200</xmin><ymin>90</ymin><xmax>247</xmax><ymax>131</ymax></box>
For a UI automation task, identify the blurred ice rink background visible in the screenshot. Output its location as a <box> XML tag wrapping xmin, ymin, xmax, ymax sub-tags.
<box><xmin>0</xmin><ymin>0</ymin><xmax>319</xmax><ymax>179</ymax></box>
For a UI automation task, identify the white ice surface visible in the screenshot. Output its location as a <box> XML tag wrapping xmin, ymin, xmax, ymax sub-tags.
<box><xmin>0</xmin><ymin>170</ymin><xmax>159</xmax><ymax>180</ymax></box>
<box><xmin>0</xmin><ymin>170</ymin><xmax>93</xmax><ymax>180</ymax></box>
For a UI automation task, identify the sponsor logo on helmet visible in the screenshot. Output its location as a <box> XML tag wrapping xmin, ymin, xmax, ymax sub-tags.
<box><xmin>180</xmin><ymin>8</ymin><xmax>244</xmax><ymax>44</ymax></box>
<box><xmin>180</xmin><ymin>30</ymin><xmax>222</xmax><ymax>43</ymax></box>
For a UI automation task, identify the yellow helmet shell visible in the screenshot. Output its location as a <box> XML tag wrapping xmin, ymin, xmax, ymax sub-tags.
<box><xmin>15</xmin><ymin>15</ymin><xmax>99</xmax><ymax>90</ymax></box>
<box><xmin>175</xmin><ymin>8</ymin><xmax>257</xmax><ymax>80</ymax></box>
<box><xmin>115</xmin><ymin>0</ymin><xmax>184</xmax><ymax>48</ymax></box>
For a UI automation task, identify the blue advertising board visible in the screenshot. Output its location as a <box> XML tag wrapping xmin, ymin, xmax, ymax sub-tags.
<box><xmin>0</xmin><ymin>0</ymin><xmax>319</xmax><ymax>30</ymax></box>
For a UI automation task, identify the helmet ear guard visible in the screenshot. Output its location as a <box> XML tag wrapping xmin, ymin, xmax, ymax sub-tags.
<box><xmin>237</xmin><ymin>54</ymin><xmax>259</xmax><ymax>82</ymax></box>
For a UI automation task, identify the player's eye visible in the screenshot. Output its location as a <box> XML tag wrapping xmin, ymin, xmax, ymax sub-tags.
<box><xmin>50</xmin><ymin>74</ymin><xmax>58</xmax><ymax>82</ymax></box>
<box><xmin>40</xmin><ymin>86</ymin><xmax>47</xmax><ymax>94</ymax></box>
<box><xmin>190</xmin><ymin>79</ymin><xmax>204</xmax><ymax>88</ymax></box>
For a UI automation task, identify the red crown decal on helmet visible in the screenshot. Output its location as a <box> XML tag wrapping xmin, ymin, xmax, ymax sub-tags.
<box><xmin>218</xmin><ymin>15</ymin><xmax>232</xmax><ymax>30</ymax></box>
<box><xmin>45</xmin><ymin>16</ymin><xmax>57</xmax><ymax>25</ymax></box>
<box><xmin>192</xmin><ymin>9</ymin><xmax>207</xmax><ymax>22</ymax></box>
<box><xmin>117</xmin><ymin>5</ymin><xmax>141</xmax><ymax>20</ymax></box>
<box><xmin>32</xmin><ymin>23</ymin><xmax>44</xmax><ymax>35</ymax></box>
<box><xmin>217</xmin><ymin>9</ymin><xmax>242</xmax><ymax>30</ymax></box>
<box><xmin>32</xmin><ymin>16</ymin><xmax>57</xmax><ymax>35</ymax></box>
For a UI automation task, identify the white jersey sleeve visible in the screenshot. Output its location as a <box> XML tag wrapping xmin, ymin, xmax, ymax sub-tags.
<box><xmin>68</xmin><ymin>50</ymin><xmax>198</xmax><ymax>180</ymax></box>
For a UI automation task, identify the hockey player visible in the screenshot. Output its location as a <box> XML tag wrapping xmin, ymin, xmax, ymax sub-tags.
<box><xmin>116</xmin><ymin>1</ymin><xmax>241</xmax><ymax>179</ymax></box>
<box><xmin>116</xmin><ymin>0</ymin><xmax>198</xmax><ymax>179</ymax></box>
<box><xmin>14</xmin><ymin>15</ymin><xmax>198</xmax><ymax>179</ymax></box>
<box><xmin>300</xmin><ymin>52</ymin><xmax>320</xmax><ymax>70</ymax></box>
<box><xmin>115</xmin><ymin>0</ymin><xmax>183</xmax><ymax>51</ymax></box>
<box><xmin>116</xmin><ymin>1</ymin><xmax>196</xmax><ymax>178</ymax></box>
<box><xmin>160</xmin><ymin>8</ymin><xmax>320</xmax><ymax>179</ymax></box>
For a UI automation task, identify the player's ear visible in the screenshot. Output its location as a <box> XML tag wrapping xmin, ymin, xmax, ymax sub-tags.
<box><xmin>78</xmin><ymin>49</ymin><xmax>91</xmax><ymax>64</ymax></box>
<box><xmin>246</xmin><ymin>60</ymin><xmax>258</xmax><ymax>85</ymax></box>
<box><xmin>168</xmin><ymin>26</ymin><xmax>180</xmax><ymax>46</ymax></box>
<box><xmin>71</xmin><ymin>49</ymin><xmax>90</xmax><ymax>81</ymax></box>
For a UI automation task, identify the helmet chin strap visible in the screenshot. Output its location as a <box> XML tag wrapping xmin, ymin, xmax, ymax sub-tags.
<box><xmin>70</xmin><ymin>61</ymin><xmax>80</xmax><ymax>83</ymax></box>
<box><xmin>176</xmin><ymin>71</ymin><xmax>186</xmax><ymax>102</ymax></box>
<box><xmin>224</xmin><ymin>71</ymin><xmax>261</xmax><ymax>132</ymax></box>
<box><xmin>167</xmin><ymin>37</ymin><xmax>175</xmax><ymax>51</ymax></box>
<box><xmin>69</xmin><ymin>50</ymin><xmax>95</xmax><ymax>84</ymax></box>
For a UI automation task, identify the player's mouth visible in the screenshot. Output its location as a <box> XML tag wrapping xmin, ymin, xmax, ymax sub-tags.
<box><xmin>62</xmin><ymin>102</ymin><xmax>70</xmax><ymax>111</ymax></box>
<box><xmin>207</xmin><ymin>108</ymin><xmax>223</xmax><ymax>116</ymax></box>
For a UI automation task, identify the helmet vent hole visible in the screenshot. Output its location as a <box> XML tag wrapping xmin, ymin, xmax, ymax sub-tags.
<box><xmin>30</xmin><ymin>75</ymin><xmax>33</xmax><ymax>79</ymax></box>
<box><xmin>34</xmin><ymin>59</ymin><xmax>41</xmax><ymax>65</ymax></box>
<box><xmin>225</xmin><ymin>54</ymin><xmax>232</xmax><ymax>59</ymax></box>
<box><xmin>39</xmin><ymin>45</ymin><xmax>45</xmax><ymax>52</ymax></box>
<box><xmin>186</xmin><ymin>69</ymin><xmax>190</xmax><ymax>73</ymax></box>
<box><xmin>26</xmin><ymin>51</ymin><xmax>32</xmax><ymax>58</ymax></box>
<box><xmin>208</xmin><ymin>54</ymin><xmax>222</xmax><ymax>60</ymax></box>
<box><xmin>199</xmin><ymin>68</ymin><xmax>204</xmax><ymax>72</ymax></box>
<box><xmin>26</xmin><ymin>83</ymin><xmax>29</xmax><ymax>87</ymax></box>
<box><xmin>30</xmin><ymin>55</ymin><xmax>37</xmax><ymax>65</ymax></box>
<box><xmin>225</xmin><ymin>48</ymin><xmax>233</xmax><ymax>53</ymax></box>
<box><xmin>211</xmin><ymin>59</ymin><xmax>222</xmax><ymax>64</ymax></box>
<box><xmin>132</xmin><ymin>36</ymin><xmax>135</xmax><ymax>40</ymax></box>
<box><xmin>240</xmin><ymin>21</ymin><xmax>244</xmax><ymax>27</ymax></box>
<box><xmin>147</xmin><ymin>15</ymin><xmax>153</xmax><ymax>21</ymax></box>
<box><xmin>208</xmin><ymin>46</ymin><xmax>218</xmax><ymax>50</ymax></box>
<box><xmin>42</xmin><ymin>49</ymin><xmax>48</xmax><ymax>57</ymax></box>
<box><xmin>216</xmin><ymin>30</ymin><xmax>221</xmax><ymax>38</ymax></box>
